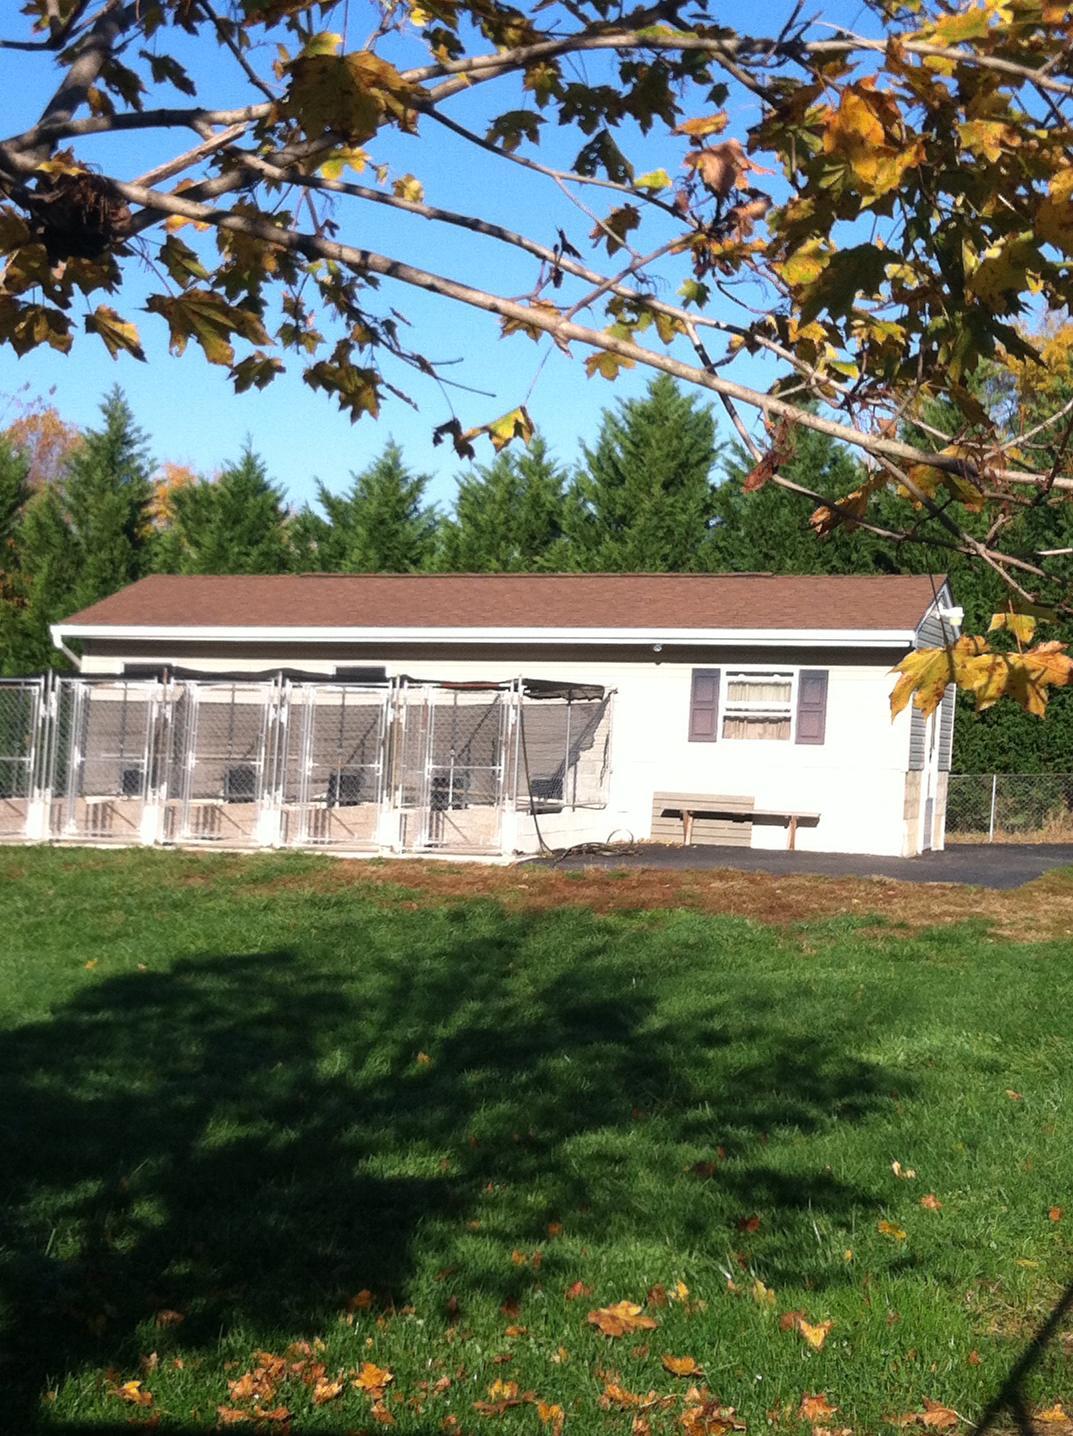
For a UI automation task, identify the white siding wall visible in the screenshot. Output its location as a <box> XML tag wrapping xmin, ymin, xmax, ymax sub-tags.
<box><xmin>80</xmin><ymin>646</ymin><xmax>920</xmax><ymax>856</ymax></box>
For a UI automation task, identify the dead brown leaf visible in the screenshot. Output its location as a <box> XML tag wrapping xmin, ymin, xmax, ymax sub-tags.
<box><xmin>587</xmin><ymin>1301</ymin><xmax>658</xmax><ymax>1338</ymax></box>
<box><xmin>800</xmin><ymin>1395</ymin><xmax>839</xmax><ymax>1422</ymax></box>
<box><xmin>662</xmin><ymin>1355</ymin><xmax>700</xmax><ymax>1377</ymax></box>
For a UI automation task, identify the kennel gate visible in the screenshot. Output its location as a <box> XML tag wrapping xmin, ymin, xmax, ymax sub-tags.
<box><xmin>0</xmin><ymin>677</ymin><xmax>47</xmax><ymax>840</ymax></box>
<box><xmin>50</xmin><ymin>677</ymin><xmax>164</xmax><ymax>844</ymax></box>
<box><xmin>278</xmin><ymin>682</ymin><xmax>389</xmax><ymax>850</ymax></box>
<box><xmin>390</xmin><ymin>682</ymin><xmax>516</xmax><ymax>854</ymax></box>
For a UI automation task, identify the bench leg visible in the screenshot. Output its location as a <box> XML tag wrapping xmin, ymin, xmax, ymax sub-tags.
<box><xmin>683</xmin><ymin>810</ymin><xmax>694</xmax><ymax>846</ymax></box>
<box><xmin>787</xmin><ymin>815</ymin><xmax>798</xmax><ymax>852</ymax></box>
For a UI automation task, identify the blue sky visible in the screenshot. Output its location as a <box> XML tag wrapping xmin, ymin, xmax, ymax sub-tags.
<box><xmin>0</xmin><ymin>1</ymin><xmax>884</xmax><ymax>512</ymax></box>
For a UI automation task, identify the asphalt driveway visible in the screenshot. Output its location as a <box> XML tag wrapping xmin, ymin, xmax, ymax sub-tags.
<box><xmin>545</xmin><ymin>842</ymin><xmax>1073</xmax><ymax>890</ymax></box>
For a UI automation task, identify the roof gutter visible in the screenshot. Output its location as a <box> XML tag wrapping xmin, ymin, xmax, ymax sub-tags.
<box><xmin>52</xmin><ymin>622</ymin><xmax>920</xmax><ymax>649</ymax></box>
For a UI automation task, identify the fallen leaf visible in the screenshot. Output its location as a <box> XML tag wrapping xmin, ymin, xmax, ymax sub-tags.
<box><xmin>313</xmin><ymin>1377</ymin><xmax>345</xmax><ymax>1404</ymax></box>
<box><xmin>1037</xmin><ymin>1405</ymin><xmax>1069</xmax><ymax>1423</ymax></box>
<box><xmin>1006</xmin><ymin>1089</ymin><xmax>1023</xmax><ymax>1101</ymax></box>
<box><xmin>967</xmin><ymin>1351</ymin><xmax>981</xmax><ymax>1366</ymax></box>
<box><xmin>347</xmin><ymin>1289</ymin><xmax>375</xmax><ymax>1310</ymax></box>
<box><xmin>538</xmin><ymin>1401</ymin><xmax>565</xmax><ymax>1431</ymax></box>
<box><xmin>662</xmin><ymin>1355</ymin><xmax>700</xmax><ymax>1377</ymax></box>
<box><xmin>800</xmin><ymin>1395</ymin><xmax>839</xmax><ymax>1422</ymax></box>
<box><xmin>920</xmin><ymin>1194</ymin><xmax>943</xmax><ymax>1211</ymax></box>
<box><xmin>878</xmin><ymin>1220</ymin><xmax>907</xmax><ymax>1241</ymax></box>
<box><xmin>547</xmin><ymin>1222</ymin><xmax>563</xmax><ymax>1238</ymax></box>
<box><xmin>417</xmin><ymin>1051</ymin><xmax>432</xmax><ymax>1065</ymax></box>
<box><xmin>154</xmin><ymin>1309</ymin><xmax>185</xmax><ymax>1327</ymax></box>
<box><xmin>680</xmin><ymin>1398</ymin><xmax>747</xmax><ymax>1435</ymax></box>
<box><xmin>114</xmin><ymin>1380</ymin><xmax>153</xmax><ymax>1407</ymax></box>
<box><xmin>217</xmin><ymin>1410</ymin><xmax>251</xmax><ymax>1426</ymax></box>
<box><xmin>752</xmin><ymin>1279</ymin><xmax>776</xmax><ymax>1308</ymax></box>
<box><xmin>892</xmin><ymin>1161</ymin><xmax>917</xmax><ymax>1180</ymax></box>
<box><xmin>84</xmin><ymin>959</ymin><xmax>98</xmax><ymax>970</ymax></box>
<box><xmin>921</xmin><ymin>1399</ymin><xmax>959</xmax><ymax>1430</ymax></box>
<box><xmin>354</xmin><ymin>1362</ymin><xmax>394</xmax><ymax>1398</ymax></box>
<box><xmin>737</xmin><ymin>1214</ymin><xmax>761</xmax><ymax>1234</ymax></box>
<box><xmin>1049</xmin><ymin>1207</ymin><xmax>1063</xmax><ymax>1223</ymax></box>
<box><xmin>565</xmin><ymin>1281</ymin><xmax>592</xmax><ymax>1302</ymax></box>
<box><xmin>587</xmin><ymin>1301</ymin><xmax>658</xmax><ymax>1338</ymax></box>
<box><xmin>798</xmin><ymin>1319</ymin><xmax>833</xmax><ymax>1351</ymax></box>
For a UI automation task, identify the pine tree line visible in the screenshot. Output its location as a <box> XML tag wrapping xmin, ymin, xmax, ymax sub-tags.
<box><xmin>4</xmin><ymin>374</ymin><xmax>1073</xmax><ymax>774</ymax></box>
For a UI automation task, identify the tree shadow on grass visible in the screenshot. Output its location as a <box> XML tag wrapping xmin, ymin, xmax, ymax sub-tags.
<box><xmin>0</xmin><ymin>904</ymin><xmax>900</xmax><ymax>1430</ymax></box>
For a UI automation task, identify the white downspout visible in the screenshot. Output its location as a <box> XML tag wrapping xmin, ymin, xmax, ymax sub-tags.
<box><xmin>49</xmin><ymin>625</ymin><xmax>80</xmax><ymax>669</ymax></box>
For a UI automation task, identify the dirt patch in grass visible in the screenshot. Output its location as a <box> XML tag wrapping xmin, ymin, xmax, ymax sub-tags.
<box><xmin>247</xmin><ymin>857</ymin><xmax>1073</xmax><ymax>942</ymax></box>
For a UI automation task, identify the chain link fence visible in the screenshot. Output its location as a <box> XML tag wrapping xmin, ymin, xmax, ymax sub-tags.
<box><xmin>946</xmin><ymin>773</ymin><xmax>1073</xmax><ymax>842</ymax></box>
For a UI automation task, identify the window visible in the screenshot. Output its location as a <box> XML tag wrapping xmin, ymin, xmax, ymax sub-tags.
<box><xmin>721</xmin><ymin>672</ymin><xmax>793</xmax><ymax>740</ymax></box>
<box><xmin>688</xmin><ymin>668</ymin><xmax>829</xmax><ymax>745</ymax></box>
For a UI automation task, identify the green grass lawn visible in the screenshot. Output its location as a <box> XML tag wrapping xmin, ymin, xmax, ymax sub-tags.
<box><xmin>0</xmin><ymin>847</ymin><xmax>1071</xmax><ymax>1434</ymax></box>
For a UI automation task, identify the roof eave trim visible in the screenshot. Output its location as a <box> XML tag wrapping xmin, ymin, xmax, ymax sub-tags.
<box><xmin>53</xmin><ymin>622</ymin><xmax>920</xmax><ymax>648</ymax></box>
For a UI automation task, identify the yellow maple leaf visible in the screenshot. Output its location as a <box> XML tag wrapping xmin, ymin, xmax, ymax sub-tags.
<box><xmin>878</xmin><ymin>1219</ymin><xmax>907</xmax><ymax>1241</ymax></box>
<box><xmin>989</xmin><ymin>611</ymin><xmax>1037</xmax><ymax>644</ymax></box>
<box><xmin>587</xmin><ymin>1301</ymin><xmax>659</xmax><ymax>1338</ymax></box>
<box><xmin>1037</xmin><ymin>1404</ymin><xmax>1069</xmax><ymax>1423</ymax></box>
<box><xmin>313</xmin><ymin>1377</ymin><xmax>345</xmax><ymax>1404</ymax></box>
<box><xmin>752</xmin><ymin>1279</ymin><xmax>776</xmax><ymax>1308</ymax></box>
<box><xmin>1037</xmin><ymin>170</ymin><xmax>1073</xmax><ymax>257</ymax></box>
<box><xmin>115</xmin><ymin>1380</ymin><xmax>153</xmax><ymax>1407</ymax></box>
<box><xmin>889</xmin><ymin>646</ymin><xmax>956</xmax><ymax>718</ymax></box>
<box><xmin>674</xmin><ymin>113</ymin><xmax>730</xmax><ymax>138</ymax></box>
<box><xmin>393</xmin><ymin>173</ymin><xmax>424</xmax><ymax>204</ymax></box>
<box><xmin>798</xmin><ymin>1318</ymin><xmax>833</xmax><ymax>1350</ymax></box>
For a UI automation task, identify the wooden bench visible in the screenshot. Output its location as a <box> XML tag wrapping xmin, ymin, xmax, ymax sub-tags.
<box><xmin>651</xmin><ymin>792</ymin><xmax>755</xmax><ymax>848</ymax></box>
<box><xmin>651</xmin><ymin>793</ymin><xmax>820</xmax><ymax>850</ymax></box>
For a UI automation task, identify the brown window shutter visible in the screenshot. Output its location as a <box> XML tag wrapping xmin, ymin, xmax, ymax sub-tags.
<box><xmin>689</xmin><ymin>668</ymin><xmax>720</xmax><ymax>742</ymax></box>
<box><xmin>795</xmin><ymin>669</ymin><xmax>828</xmax><ymax>745</ymax></box>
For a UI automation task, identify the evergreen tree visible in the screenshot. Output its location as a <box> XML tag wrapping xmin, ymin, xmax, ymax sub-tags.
<box><xmin>562</xmin><ymin>375</ymin><xmax>719</xmax><ymax>571</ymax></box>
<box><xmin>436</xmin><ymin>436</ymin><xmax>565</xmax><ymax>571</ymax></box>
<box><xmin>163</xmin><ymin>444</ymin><xmax>290</xmax><ymax>575</ymax></box>
<box><xmin>0</xmin><ymin>437</ymin><xmax>33</xmax><ymax>675</ymax></box>
<box><xmin>313</xmin><ymin>440</ymin><xmax>438</xmax><ymax>572</ymax></box>
<box><xmin>62</xmin><ymin>386</ymin><xmax>154</xmax><ymax>611</ymax></box>
<box><xmin>2</xmin><ymin>485</ymin><xmax>78</xmax><ymax>672</ymax></box>
<box><xmin>709</xmin><ymin>423</ymin><xmax>897</xmax><ymax>575</ymax></box>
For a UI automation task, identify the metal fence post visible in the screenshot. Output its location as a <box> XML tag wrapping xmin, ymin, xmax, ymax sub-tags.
<box><xmin>988</xmin><ymin>772</ymin><xmax>998</xmax><ymax>842</ymax></box>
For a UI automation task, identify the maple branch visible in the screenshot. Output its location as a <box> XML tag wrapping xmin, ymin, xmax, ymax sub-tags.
<box><xmin>197</xmin><ymin>0</ymin><xmax>280</xmax><ymax>103</ymax></box>
<box><xmin>28</xmin><ymin>0</ymin><xmax>143</xmax><ymax>162</ymax></box>
<box><xmin>0</xmin><ymin>0</ymin><xmax>93</xmax><ymax>50</ymax></box>
<box><xmin>229</xmin><ymin>147</ymin><xmax>845</xmax><ymax>390</ymax></box>
<box><xmin>133</xmin><ymin>123</ymin><xmax>251</xmax><ymax>189</ymax></box>
<box><xmin>105</xmin><ymin>173</ymin><xmax>1073</xmax><ymax>501</ymax></box>
<box><xmin>403</xmin><ymin>28</ymin><xmax>1073</xmax><ymax>101</ymax></box>
<box><xmin>1</xmin><ymin>102</ymin><xmax>273</xmax><ymax>163</ymax></box>
<box><xmin>424</xmin><ymin>108</ymin><xmax>688</xmax><ymax>226</ymax></box>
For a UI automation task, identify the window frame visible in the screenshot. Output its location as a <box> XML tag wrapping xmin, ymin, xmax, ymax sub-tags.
<box><xmin>719</xmin><ymin>668</ymin><xmax>797</xmax><ymax>743</ymax></box>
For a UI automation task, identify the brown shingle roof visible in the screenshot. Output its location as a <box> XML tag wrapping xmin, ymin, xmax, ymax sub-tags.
<box><xmin>59</xmin><ymin>573</ymin><xmax>946</xmax><ymax>633</ymax></box>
